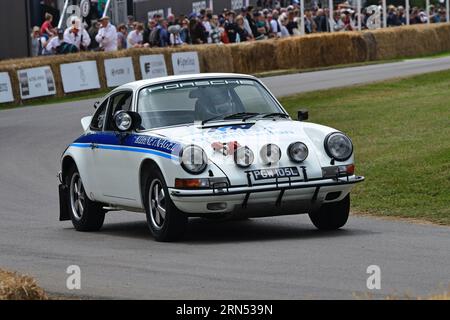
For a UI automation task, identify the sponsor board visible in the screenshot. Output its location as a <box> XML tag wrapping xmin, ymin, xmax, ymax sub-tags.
<box><xmin>140</xmin><ymin>55</ymin><xmax>168</xmax><ymax>79</ymax></box>
<box><xmin>171</xmin><ymin>52</ymin><xmax>200</xmax><ymax>75</ymax></box>
<box><xmin>0</xmin><ymin>72</ymin><xmax>14</xmax><ymax>103</ymax></box>
<box><xmin>17</xmin><ymin>66</ymin><xmax>56</xmax><ymax>100</ymax></box>
<box><xmin>60</xmin><ymin>61</ymin><xmax>101</xmax><ymax>93</ymax></box>
<box><xmin>104</xmin><ymin>57</ymin><xmax>136</xmax><ymax>87</ymax></box>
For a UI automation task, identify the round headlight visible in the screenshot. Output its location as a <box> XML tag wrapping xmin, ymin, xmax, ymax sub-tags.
<box><xmin>288</xmin><ymin>142</ymin><xmax>308</xmax><ymax>163</ymax></box>
<box><xmin>260</xmin><ymin>144</ymin><xmax>282</xmax><ymax>165</ymax></box>
<box><xmin>325</xmin><ymin>132</ymin><xmax>353</xmax><ymax>161</ymax></box>
<box><xmin>180</xmin><ymin>145</ymin><xmax>208</xmax><ymax>174</ymax></box>
<box><xmin>234</xmin><ymin>146</ymin><xmax>254</xmax><ymax>168</ymax></box>
<box><xmin>114</xmin><ymin>111</ymin><xmax>132</xmax><ymax>132</ymax></box>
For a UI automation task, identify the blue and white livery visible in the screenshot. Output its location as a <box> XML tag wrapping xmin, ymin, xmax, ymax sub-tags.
<box><xmin>58</xmin><ymin>73</ymin><xmax>364</xmax><ymax>241</ymax></box>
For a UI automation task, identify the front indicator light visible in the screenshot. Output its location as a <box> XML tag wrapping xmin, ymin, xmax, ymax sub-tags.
<box><xmin>322</xmin><ymin>164</ymin><xmax>355</xmax><ymax>178</ymax></box>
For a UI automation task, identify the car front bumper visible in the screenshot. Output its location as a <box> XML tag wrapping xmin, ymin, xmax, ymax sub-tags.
<box><xmin>169</xmin><ymin>175</ymin><xmax>364</xmax><ymax>216</ymax></box>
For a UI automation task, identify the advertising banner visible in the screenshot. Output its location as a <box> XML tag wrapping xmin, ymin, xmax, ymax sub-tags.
<box><xmin>104</xmin><ymin>57</ymin><xmax>136</xmax><ymax>87</ymax></box>
<box><xmin>60</xmin><ymin>61</ymin><xmax>101</xmax><ymax>93</ymax></box>
<box><xmin>17</xmin><ymin>66</ymin><xmax>56</xmax><ymax>100</ymax></box>
<box><xmin>0</xmin><ymin>72</ymin><xmax>14</xmax><ymax>103</ymax></box>
<box><xmin>140</xmin><ymin>55</ymin><xmax>168</xmax><ymax>80</ymax></box>
<box><xmin>172</xmin><ymin>52</ymin><xmax>201</xmax><ymax>76</ymax></box>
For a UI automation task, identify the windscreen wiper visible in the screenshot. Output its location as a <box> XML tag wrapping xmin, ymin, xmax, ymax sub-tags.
<box><xmin>260</xmin><ymin>113</ymin><xmax>290</xmax><ymax>119</ymax></box>
<box><xmin>201</xmin><ymin>112</ymin><xmax>260</xmax><ymax>125</ymax></box>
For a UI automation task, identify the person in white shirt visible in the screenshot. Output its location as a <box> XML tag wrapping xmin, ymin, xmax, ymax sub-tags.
<box><xmin>95</xmin><ymin>16</ymin><xmax>118</xmax><ymax>52</ymax></box>
<box><xmin>168</xmin><ymin>25</ymin><xmax>184</xmax><ymax>46</ymax></box>
<box><xmin>43</xmin><ymin>29</ymin><xmax>64</xmax><ymax>55</ymax></box>
<box><xmin>127</xmin><ymin>23</ymin><xmax>144</xmax><ymax>48</ymax></box>
<box><xmin>269</xmin><ymin>10</ymin><xmax>282</xmax><ymax>38</ymax></box>
<box><xmin>64</xmin><ymin>18</ymin><xmax>91</xmax><ymax>50</ymax></box>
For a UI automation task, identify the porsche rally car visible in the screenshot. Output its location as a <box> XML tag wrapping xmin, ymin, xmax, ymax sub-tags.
<box><xmin>58</xmin><ymin>73</ymin><xmax>364</xmax><ymax>241</ymax></box>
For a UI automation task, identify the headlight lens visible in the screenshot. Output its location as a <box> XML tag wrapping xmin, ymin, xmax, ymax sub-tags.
<box><xmin>180</xmin><ymin>145</ymin><xmax>208</xmax><ymax>174</ymax></box>
<box><xmin>115</xmin><ymin>111</ymin><xmax>132</xmax><ymax>131</ymax></box>
<box><xmin>288</xmin><ymin>142</ymin><xmax>308</xmax><ymax>163</ymax></box>
<box><xmin>325</xmin><ymin>132</ymin><xmax>353</xmax><ymax>161</ymax></box>
<box><xmin>234</xmin><ymin>146</ymin><xmax>254</xmax><ymax>168</ymax></box>
<box><xmin>260</xmin><ymin>144</ymin><xmax>282</xmax><ymax>165</ymax></box>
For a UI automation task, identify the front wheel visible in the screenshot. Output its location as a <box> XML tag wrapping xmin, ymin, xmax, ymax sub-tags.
<box><xmin>308</xmin><ymin>195</ymin><xmax>350</xmax><ymax>230</ymax></box>
<box><xmin>67</xmin><ymin>166</ymin><xmax>105</xmax><ymax>231</ymax></box>
<box><xmin>144</xmin><ymin>168</ymin><xmax>188</xmax><ymax>242</ymax></box>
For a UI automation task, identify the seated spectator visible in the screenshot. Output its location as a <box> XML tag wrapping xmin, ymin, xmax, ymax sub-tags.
<box><xmin>117</xmin><ymin>24</ymin><xmax>128</xmax><ymax>50</ymax></box>
<box><xmin>127</xmin><ymin>23</ymin><xmax>144</xmax><ymax>48</ymax></box>
<box><xmin>43</xmin><ymin>28</ymin><xmax>64</xmax><ymax>55</ymax></box>
<box><xmin>30</xmin><ymin>26</ymin><xmax>47</xmax><ymax>57</ymax></box>
<box><xmin>95</xmin><ymin>16</ymin><xmax>118</xmax><ymax>52</ymax></box>
<box><xmin>63</xmin><ymin>17</ymin><xmax>91</xmax><ymax>52</ymax></box>
<box><xmin>40</xmin><ymin>13</ymin><xmax>56</xmax><ymax>38</ymax></box>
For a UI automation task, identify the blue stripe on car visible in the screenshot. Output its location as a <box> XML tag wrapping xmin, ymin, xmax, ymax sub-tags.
<box><xmin>71</xmin><ymin>132</ymin><xmax>181</xmax><ymax>160</ymax></box>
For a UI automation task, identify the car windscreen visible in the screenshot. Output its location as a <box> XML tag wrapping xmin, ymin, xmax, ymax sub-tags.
<box><xmin>137</xmin><ymin>78</ymin><xmax>283</xmax><ymax>130</ymax></box>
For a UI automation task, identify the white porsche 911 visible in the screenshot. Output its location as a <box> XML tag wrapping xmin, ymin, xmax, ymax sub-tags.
<box><xmin>58</xmin><ymin>73</ymin><xmax>364</xmax><ymax>241</ymax></box>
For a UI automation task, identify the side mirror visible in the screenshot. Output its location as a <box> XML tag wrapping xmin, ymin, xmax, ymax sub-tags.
<box><xmin>113</xmin><ymin>111</ymin><xmax>142</xmax><ymax>132</ymax></box>
<box><xmin>297</xmin><ymin>109</ymin><xmax>309</xmax><ymax>121</ymax></box>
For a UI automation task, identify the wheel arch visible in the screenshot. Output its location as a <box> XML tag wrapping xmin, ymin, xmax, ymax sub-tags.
<box><xmin>61</xmin><ymin>155</ymin><xmax>77</xmax><ymax>185</ymax></box>
<box><xmin>139</xmin><ymin>158</ymin><xmax>161</xmax><ymax>208</ymax></box>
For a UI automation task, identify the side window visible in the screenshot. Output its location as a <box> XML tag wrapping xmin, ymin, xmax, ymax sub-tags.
<box><xmin>90</xmin><ymin>99</ymin><xmax>108</xmax><ymax>131</ymax></box>
<box><xmin>105</xmin><ymin>91</ymin><xmax>133</xmax><ymax>131</ymax></box>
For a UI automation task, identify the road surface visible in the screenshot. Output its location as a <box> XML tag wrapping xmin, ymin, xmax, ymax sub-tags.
<box><xmin>0</xmin><ymin>57</ymin><xmax>449</xmax><ymax>299</ymax></box>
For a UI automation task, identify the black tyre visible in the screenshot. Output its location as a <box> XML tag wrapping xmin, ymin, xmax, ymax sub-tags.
<box><xmin>67</xmin><ymin>166</ymin><xmax>105</xmax><ymax>232</ymax></box>
<box><xmin>144</xmin><ymin>167</ymin><xmax>188</xmax><ymax>242</ymax></box>
<box><xmin>308</xmin><ymin>195</ymin><xmax>350</xmax><ymax>230</ymax></box>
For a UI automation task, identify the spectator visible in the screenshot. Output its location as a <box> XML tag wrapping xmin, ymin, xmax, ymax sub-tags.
<box><xmin>270</xmin><ymin>10</ymin><xmax>282</xmax><ymax>38</ymax></box>
<box><xmin>127</xmin><ymin>23</ymin><xmax>144</xmax><ymax>48</ymax></box>
<box><xmin>30</xmin><ymin>26</ymin><xmax>46</xmax><ymax>57</ymax></box>
<box><xmin>236</xmin><ymin>15</ymin><xmax>253</xmax><ymax>42</ymax></box>
<box><xmin>43</xmin><ymin>28</ymin><xmax>64</xmax><ymax>55</ymax></box>
<box><xmin>126</xmin><ymin>15</ymin><xmax>135</xmax><ymax>33</ymax></box>
<box><xmin>190</xmin><ymin>14</ymin><xmax>207</xmax><ymax>44</ymax></box>
<box><xmin>40</xmin><ymin>13</ymin><xmax>55</xmax><ymax>38</ymax></box>
<box><xmin>225</xmin><ymin>11</ymin><xmax>239</xmax><ymax>43</ymax></box>
<box><xmin>88</xmin><ymin>20</ymin><xmax>100</xmax><ymax>51</ymax></box>
<box><xmin>169</xmin><ymin>25</ymin><xmax>184</xmax><ymax>46</ymax></box>
<box><xmin>159</xmin><ymin>20</ymin><xmax>170</xmax><ymax>47</ymax></box>
<box><xmin>63</xmin><ymin>17</ymin><xmax>91</xmax><ymax>52</ymax></box>
<box><xmin>180</xmin><ymin>19</ymin><xmax>191</xmax><ymax>44</ymax></box>
<box><xmin>240</xmin><ymin>7</ymin><xmax>254</xmax><ymax>38</ymax></box>
<box><xmin>210</xmin><ymin>15</ymin><xmax>222</xmax><ymax>44</ymax></box>
<box><xmin>95</xmin><ymin>16</ymin><xmax>118</xmax><ymax>52</ymax></box>
<box><xmin>117</xmin><ymin>24</ymin><xmax>128</xmax><ymax>50</ymax></box>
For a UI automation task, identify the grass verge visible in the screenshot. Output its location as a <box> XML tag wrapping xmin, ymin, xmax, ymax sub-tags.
<box><xmin>280</xmin><ymin>70</ymin><xmax>450</xmax><ymax>225</ymax></box>
<box><xmin>0</xmin><ymin>269</ymin><xmax>48</xmax><ymax>300</ymax></box>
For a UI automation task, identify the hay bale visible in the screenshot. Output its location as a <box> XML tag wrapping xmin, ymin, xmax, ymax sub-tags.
<box><xmin>276</xmin><ymin>32</ymin><xmax>368</xmax><ymax>70</ymax></box>
<box><xmin>0</xmin><ymin>269</ymin><xmax>48</xmax><ymax>300</ymax></box>
<box><xmin>229</xmin><ymin>40</ymin><xmax>278</xmax><ymax>74</ymax></box>
<box><xmin>368</xmin><ymin>24</ymin><xmax>449</xmax><ymax>60</ymax></box>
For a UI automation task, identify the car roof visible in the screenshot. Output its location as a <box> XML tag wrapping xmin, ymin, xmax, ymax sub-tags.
<box><xmin>111</xmin><ymin>73</ymin><xmax>258</xmax><ymax>93</ymax></box>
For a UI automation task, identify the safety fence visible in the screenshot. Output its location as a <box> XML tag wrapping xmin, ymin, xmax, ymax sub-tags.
<box><xmin>1</xmin><ymin>23</ymin><xmax>450</xmax><ymax>105</ymax></box>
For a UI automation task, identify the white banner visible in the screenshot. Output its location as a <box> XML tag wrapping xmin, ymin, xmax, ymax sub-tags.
<box><xmin>60</xmin><ymin>61</ymin><xmax>101</xmax><ymax>93</ymax></box>
<box><xmin>140</xmin><ymin>55</ymin><xmax>168</xmax><ymax>80</ymax></box>
<box><xmin>17</xmin><ymin>66</ymin><xmax>56</xmax><ymax>100</ymax></box>
<box><xmin>104</xmin><ymin>57</ymin><xmax>136</xmax><ymax>87</ymax></box>
<box><xmin>172</xmin><ymin>52</ymin><xmax>201</xmax><ymax>76</ymax></box>
<box><xmin>0</xmin><ymin>72</ymin><xmax>14</xmax><ymax>103</ymax></box>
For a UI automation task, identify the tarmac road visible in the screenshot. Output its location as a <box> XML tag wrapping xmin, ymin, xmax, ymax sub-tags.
<box><xmin>0</xmin><ymin>57</ymin><xmax>449</xmax><ymax>299</ymax></box>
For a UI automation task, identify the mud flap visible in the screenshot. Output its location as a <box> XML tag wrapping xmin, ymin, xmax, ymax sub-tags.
<box><xmin>59</xmin><ymin>184</ymin><xmax>70</xmax><ymax>221</ymax></box>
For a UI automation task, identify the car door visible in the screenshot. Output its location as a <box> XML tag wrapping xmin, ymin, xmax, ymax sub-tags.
<box><xmin>92</xmin><ymin>90</ymin><xmax>141</xmax><ymax>207</ymax></box>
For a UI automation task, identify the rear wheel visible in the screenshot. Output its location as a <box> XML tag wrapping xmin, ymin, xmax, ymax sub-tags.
<box><xmin>308</xmin><ymin>195</ymin><xmax>350</xmax><ymax>230</ymax></box>
<box><xmin>67</xmin><ymin>166</ymin><xmax>105</xmax><ymax>231</ymax></box>
<box><xmin>144</xmin><ymin>168</ymin><xmax>188</xmax><ymax>242</ymax></box>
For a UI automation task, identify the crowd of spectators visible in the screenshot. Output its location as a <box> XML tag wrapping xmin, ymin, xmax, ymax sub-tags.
<box><xmin>30</xmin><ymin>2</ymin><xmax>449</xmax><ymax>57</ymax></box>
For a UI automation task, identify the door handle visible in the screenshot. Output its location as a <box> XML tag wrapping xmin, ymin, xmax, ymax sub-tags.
<box><xmin>90</xmin><ymin>143</ymin><xmax>99</xmax><ymax>150</ymax></box>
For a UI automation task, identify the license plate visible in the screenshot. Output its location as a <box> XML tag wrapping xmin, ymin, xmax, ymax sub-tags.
<box><xmin>251</xmin><ymin>167</ymin><xmax>300</xmax><ymax>181</ymax></box>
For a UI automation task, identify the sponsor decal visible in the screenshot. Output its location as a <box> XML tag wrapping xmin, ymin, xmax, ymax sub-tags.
<box><xmin>134</xmin><ymin>136</ymin><xmax>179</xmax><ymax>153</ymax></box>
